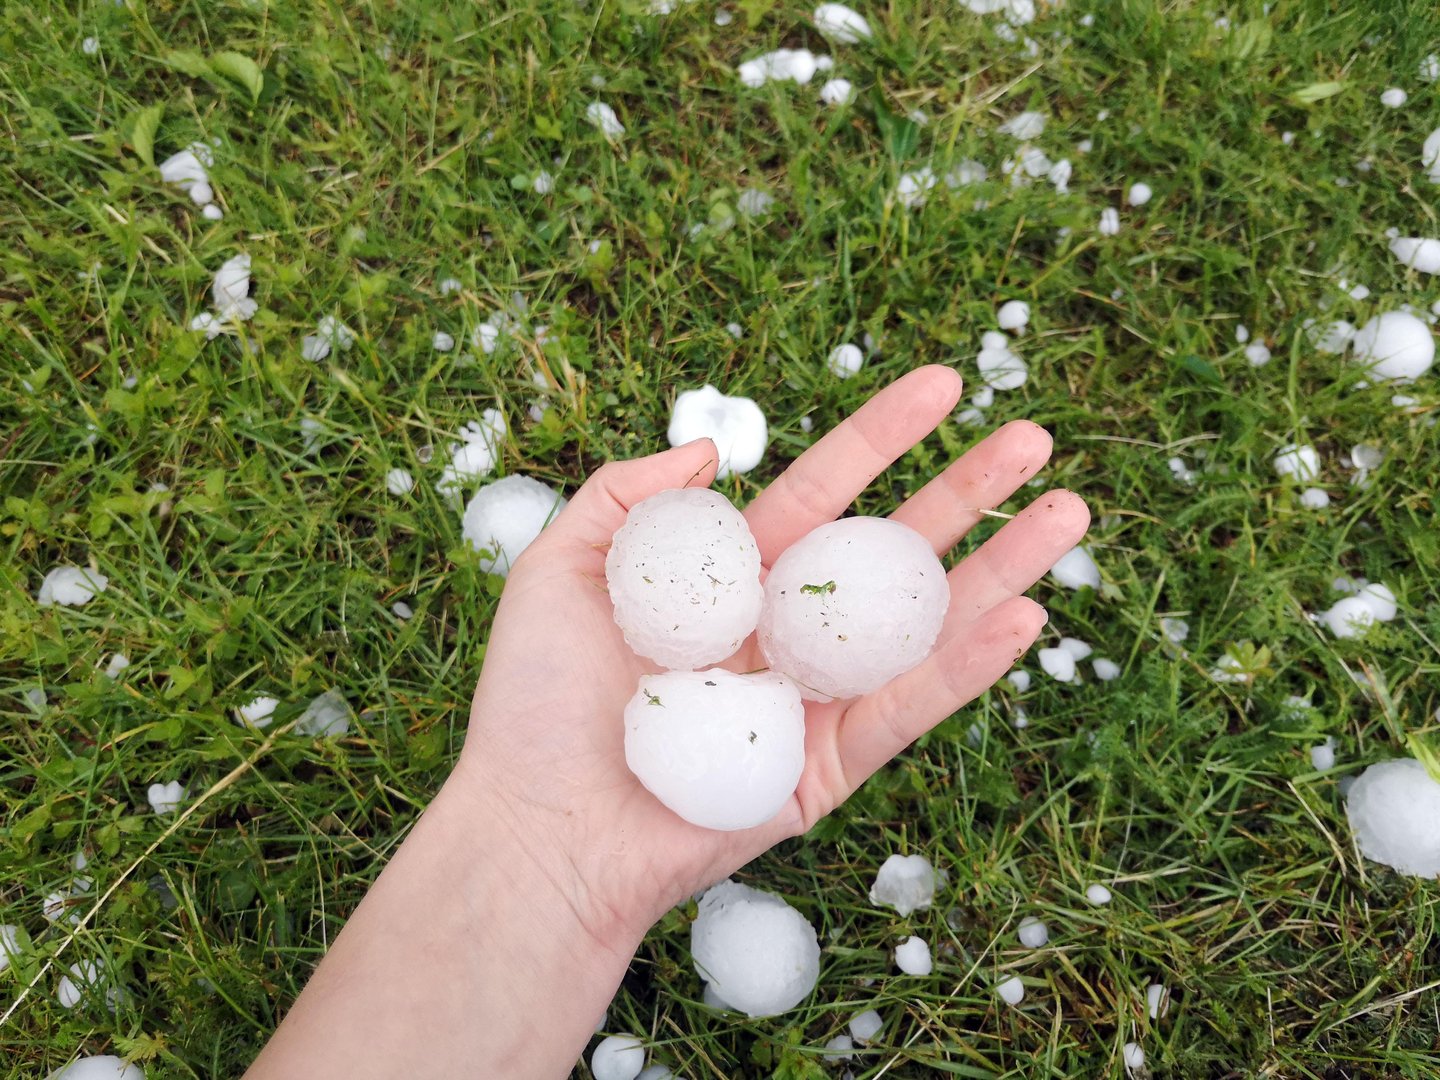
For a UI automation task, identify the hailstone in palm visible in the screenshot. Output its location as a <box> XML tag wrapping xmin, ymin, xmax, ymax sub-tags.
<box><xmin>606</xmin><ymin>488</ymin><xmax>763</xmax><ymax>670</ymax></box>
<box><xmin>690</xmin><ymin>881</ymin><xmax>820</xmax><ymax>1017</ymax></box>
<box><xmin>624</xmin><ymin>670</ymin><xmax>804</xmax><ymax>831</ymax></box>
<box><xmin>757</xmin><ymin>517</ymin><xmax>949</xmax><ymax>700</ymax></box>
<box><xmin>461</xmin><ymin>474</ymin><xmax>567</xmax><ymax>576</ymax></box>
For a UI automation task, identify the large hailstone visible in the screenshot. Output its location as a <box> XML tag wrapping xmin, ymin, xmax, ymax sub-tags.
<box><xmin>624</xmin><ymin>670</ymin><xmax>804</xmax><ymax>831</ymax></box>
<box><xmin>757</xmin><ymin>517</ymin><xmax>949</xmax><ymax>700</ymax></box>
<box><xmin>667</xmin><ymin>385</ymin><xmax>769</xmax><ymax>479</ymax></box>
<box><xmin>1344</xmin><ymin>759</ymin><xmax>1440</xmax><ymax>876</ymax></box>
<box><xmin>690</xmin><ymin>881</ymin><xmax>820</xmax><ymax>1017</ymax></box>
<box><xmin>38</xmin><ymin>566</ymin><xmax>109</xmax><ymax>607</ymax></box>
<box><xmin>461</xmin><ymin>475</ymin><xmax>567</xmax><ymax>576</ymax></box>
<box><xmin>605</xmin><ymin>488</ymin><xmax>763</xmax><ymax>670</ymax></box>
<box><xmin>1388</xmin><ymin>236</ymin><xmax>1440</xmax><ymax>274</ymax></box>
<box><xmin>46</xmin><ymin>1058</ymin><xmax>146</xmax><ymax>1080</ymax></box>
<box><xmin>1351</xmin><ymin>311</ymin><xmax>1435</xmax><ymax>382</ymax></box>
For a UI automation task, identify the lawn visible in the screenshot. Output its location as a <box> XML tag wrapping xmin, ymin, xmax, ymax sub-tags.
<box><xmin>3</xmin><ymin>0</ymin><xmax>1440</xmax><ymax>1076</ymax></box>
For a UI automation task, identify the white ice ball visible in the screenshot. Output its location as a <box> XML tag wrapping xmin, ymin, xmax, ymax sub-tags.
<box><xmin>813</xmin><ymin>2</ymin><xmax>872</xmax><ymax>42</ymax></box>
<box><xmin>461</xmin><ymin>474</ymin><xmax>567</xmax><ymax>577</ymax></box>
<box><xmin>1126</xmin><ymin>181</ymin><xmax>1153</xmax><ymax>206</ymax></box>
<box><xmin>606</xmin><ymin>488</ymin><xmax>763</xmax><ymax>670</ymax></box>
<box><xmin>591</xmin><ymin>1035</ymin><xmax>645</xmax><ymax>1080</ymax></box>
<box><xmin>894</xmin><ymin>935</ymin><xmax>933</xmax><ymax>975</ymax></box>
<box><xmin>1388</xmin><ymin>236</ymin><xmax>1440</xmax><ymax>274</ymax></box>
<box><xmin>46</xmin><ymin>1057</ymin><xmax>145</xmax><ymax>1080</ymax></box>
<box><xmin>1345</xmin><ymin>759</ymin><xmax>1440</xmax><ymax>876</ymax></box>
<box><xmin>868</xmin><ymin>853</ymin><xmax>937</xmax><ymax>915</ymax></box>
<box><xmin>997</xmin><ymin>300</ymin><xmax>1031</xmax><ymax>331</ymax></box>
<box><xmin>624</xmin><ymin>670</ymin><xmax>804</xmax><ymax>831</ymax></box>
<box><xmin>1352</xmin><ymin>311</ymin><xmax>1435</xmax><ymax>382</ymax></box>
<box><xmin>690</xmin><ymin>881</ymin><xmax>820</xmax><ymax>1018</ymax></box>
<box><xmin>1017</xmin><ymin>916</ymin><xmax>1049</xmax><ymax>948</ymax></box>
<box><xmin>758</xmin><ymin>517</ymin><xmax>949</xmax><ymax>700</ymax></box>
<box><xmin>1049</xmin><ymin>545</ymin><xmax>1100</xmax><ymax>590</ymax></box>
<box><xmin>1319</xmin><ymin>596</ymin><xmax>1376</xmax><ymax>639</ymax></box>
<box><xmin>826</xmin><ymin>343</ymin><xmax>864</xmax><ymax>378</ymax></box>
<box><xmin>1273</xmin><ymin>444</ymin><xmax>1321</xmax><ymax>482</ymax></box>
<box><xmin>997</xmin><ymin>976</ymin><xmax>1025</xmax><ymax>1005</ymax></box>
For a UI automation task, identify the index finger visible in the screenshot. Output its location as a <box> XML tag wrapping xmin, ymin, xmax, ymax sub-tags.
<box><xmin>744</xmin><ymin>365</ymin><xmax>963</xmax><ymax>564</ymax></box>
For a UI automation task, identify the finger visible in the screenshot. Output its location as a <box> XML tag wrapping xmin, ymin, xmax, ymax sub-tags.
<box><xmin>940</xmin><ymin>489</ymin><xmax>1090</xmax><ymax>638</ymax></box>
<box><xmin>743</xmin><ymin>365</ymin><xmax>963</xmax><ymax>564</ymax></box>
<box><xmin>833</xmin><ymin>595</ymin><xmax>1047</xmax><ymax>791</ymax></box>
<box><xmin>544</xmin><ymin>438</ymin><xmax>720</xmax><ymax>550</ymax></box>
<box><xmin>889</xmin><ymin>420</ymin><xmax>1054</xmax><ymax>555</ymax></box>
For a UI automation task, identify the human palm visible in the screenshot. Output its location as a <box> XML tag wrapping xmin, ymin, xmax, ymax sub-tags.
<box><xmin>459</xmin><ymin>366</ymin><xmax>1088</xmax><ymax>947</ymax></box>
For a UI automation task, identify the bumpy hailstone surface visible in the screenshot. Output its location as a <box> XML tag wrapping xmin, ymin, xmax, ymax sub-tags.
<box><xmin>814</xmin><ymin>2</ymin><xmax>871</xmax><ymax>42</ymax></box>
<box><xmin>826</xmin><ymin>342</ymin><xmax>864</xmax><ymax>378</ymax></box>
<box><xmin>667</xmin><ymin>385</ymin><xmax>769</xmax><ymax>479</ymax></box>
<box><xmin>606</xmin><ymin>488</ymin><xmax>763</xmax><ymax>670</ymax></box>
<box><xmin>736</xmin><ymin>49</ymin><xmax>831</xmax><ymax>88</ymax></box>
<box><xmin>894</xmin><ymin>936</ymin><xmax>933</xmax><ymax>975</ymax></box>
<box><xmin>590</xmin><ymin>1035</ymin><xmax>644</xmax><ymax>1080</ymax></box>
<box><xmin>758</xmin><ymin>517</ymin><xmax>949</xmax><ymax>700</ymax></box>
<box><xmin>623</xmin><ymin>670</ymin><xmax>804</xmax><ymax>831</ymax></box>
<box><xmin>38</xmin><ymin>566</ymin><xmax>109</xmax><ymax>607</ymax></box>
<box><xmin>462</xmin><ymin>475</ymin><xmax>568</xmax><ymax>577</ymax></box>
<box><xmin>868</xmin><ymin>853</ymin><xmax>937</xmax><ymax>914</ymax></box>
<box><xmin>47</xmin><ymin>1058</ymin><xmax>145</xmax><ymax>1080</ymax></box>
<box><xmin>1050</xmin><ymin>545</ymin><xmax>1100</xmax><ymax>590</ymax></box>
<box><xmin>1017</xmin><ymin>916</ymin><xmax>1049</xmax><ymax>948</ymax></box>
<box><xmin>1389</xmin><ymin>236</ymin><xmax>1440</xmax><ymax>273</ymax></box>
<box><xmin>849</xmin><ymin>1008</ymin><xmax>884</xmax><ymax>1044</ymax></box>
<box><xmin>1352</xmin><ymin>311</ymin><xmax>1435</xmax><ymax>382</ymax></box>
<box><xmin>1345</xmin><ymin>759</ymin><xmax>1440</xmax><ymax>876</ymax></box>
<box><xmin>690</xmin><ymin>881</ymin><xmax>820</xmax><ymax>1017</ymax></box>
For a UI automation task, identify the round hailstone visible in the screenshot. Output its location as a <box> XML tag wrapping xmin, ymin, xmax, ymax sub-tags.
<box><xmin>997</xmin><ymin>300</ymin><xmax>1031</xmax><ymax>331</ymax></box>
<box><xmin>757</xmin><ymin>517</ymin><xmax>949</xmax><ymax>700</ymax></box>
<box><xmin>894</xmin><ymin>936</ymin><xmax>933</xmax><ymax>975</ymax></box>
<box><xmin>38</xmin><ymin>566</ymin><xmax>109</xmax><ymax>607</ymax></box>
<box><xmin>1085</xmin><ymin>883</ymin><xmax>1113</xmax><ymax>905</ymax></box>
<box><xmin>1388</xmin><ymin>237</ymin><xmax>1440</xmax><ymax>273</ymax></box>
<box><xmin>431</xmin><ymin>331</ymin><xmax>455</xmax><ymax>351</ymax></box>
<box><xmin>813</xmin><ymin>2</ymin><xmax>872</xmax><ymax>42</ymax></box>
<box><xmin>1050</xmin><ymin>545</ymin><xmax>1101</xmax><ymax>590</ymax></box>
<box><xmin>667</xmin><ymin>385</ymin><xmax>769</xmax><ymax>479</ymax></box>
<box><xmin>996</xmin><ymin>976</ymin><xmax>1025</xmax><ymax>1006</ymax></box>
<box><xmin>1146</xmin><ymin>982</ymin><xmax>1168</xmax><ymax>1018</ymax></box>
<box><xmin>1093</xmin><ymin>657</ymin><xmax>1121</xmax><ymax>681</ymax></box>
<box><xmin>146</xmin><ymin>781</ymin><xmax>184</xmax><ymax>815</ymax></box>
<box><xmin>1345</xmin><ymin>759</ymin><xmax>1440</xmax><ymax>876</ymax></box>
<box><xmin>1355</xmin><ymin>582</ymin><xmax>1397</xmax><ymax>622</ymax></box>
<box><xmin>1017</xmin><ymin>916</ymin><xmax>1049</xmax><ymax>948</ymax></box>
<box><xmin>1273</xmin><ymin>444</ymin><xmax>1320</xmax><ymax>482</ymax></box>
<box><xmin>1352</xmin><ymin>311</ymin><xmax>1435</xmax><ymax>382</ymax></box>
<box><xmin>462</xmin><ymin>474</ymin><xmax>567</xmax><ymax>577</ymax></box>
<box><xmin>690</xmin><ymin>881</ymin><xmax>820</xmax><ymax>1018</ymax></box>
<box><xmin>818</xmin><ymin>77</ymin><xmax>854</xmax><ymax>106</ymax></box>
<box><xmin>605</xmin><ymin>488</ymin><xmax>763</xmax><ymax>670</ymax></box>
<box><xmin>868</xmin><ymin>853</ymin><xmax>937</xmax><ymax>915</ymax></box>
<box><xmin>623</xmin><ymin>670</ymin><xmax>804</xmax><ymax>831</ymax></box>
<box><xmin>590</xmin><ymin>1035</ymin><xmax>644</xmax><ymax>1080</ymax></box>
<box><xmin>385</xmin><ymin>468</ymin><xmax>415</xmax><ymax>496</ymax></box>
<box><xmin>976</xmin><ymin>330</ymin><xmax>1028</xmax><ymax>389</ymax></box>
<box><xmin>1008</xmin><ymin>670</ymin><xmax>1031</xmax><ymax>692</ymax></box>
<box><xmin>1123</xmin><ymin>1043</ymin><xmax>1145</xmax><ymax>1070</ymax></box>
<box><xmin>1318</xmin><ymin>596</ymin><xmax>1376</xmax><ymax>638</ymax></box>
<box><xmin>46</xmin><ymin>1057</ymin><xmax>146</xmax><ymax>1080</ymax></box>
<box><xmin>1380</xmin><ymin>87</ymin><xmax>1407</xmax><ymax>108</ymax></box>
<box><xmin>1310</xmin><ymin>738</ymin><xmax>1336</xmax><ymax>771</ymax></box>
<box><xmin>1244</xmin><ymin>342</ymin><xmax>1272</xmax><ymax>367</ymax></box>
<box><xmin>1126</xmin><ymin>182</ymin><xmax>1153</xmax><ymax>206</ymax></box>
<box><xmin>1299</xmin><ymin>487</ymin><xmax>1330</xmax><ymax>509</ymax></box>
<box><xmin>826</xmin><ymin>343</ymin><xmax>864</xmax><ymax>378</ymax></box>
<box><xmin>849</xmin><ymin>1008</ymin><xmax>883</xmax><ymax>1044</ymax></box>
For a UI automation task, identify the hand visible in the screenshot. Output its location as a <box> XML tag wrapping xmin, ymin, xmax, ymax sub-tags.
<box><xmin>455</xmin><ymin>365</ymin><xmax>1089</xmax><ymax>953</ymax></box>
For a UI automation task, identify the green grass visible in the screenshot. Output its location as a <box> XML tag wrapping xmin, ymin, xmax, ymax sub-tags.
<box><xmin>4</xmin><ymin>0</ymin><xmax>1440</xmax><ymax>1075</ymax></box>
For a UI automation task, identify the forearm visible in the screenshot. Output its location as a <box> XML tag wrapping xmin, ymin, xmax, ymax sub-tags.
<box><xmin>244</xmin><ymin>776</ymin><xmax>644</xmax><ymax>1080</ymax></box>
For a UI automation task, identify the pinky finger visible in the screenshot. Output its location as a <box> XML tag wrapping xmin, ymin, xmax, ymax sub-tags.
<box><xmin>832</xmin><ymin>595</ymin><xmax>1047</xmax><ymax>792</ymax></box>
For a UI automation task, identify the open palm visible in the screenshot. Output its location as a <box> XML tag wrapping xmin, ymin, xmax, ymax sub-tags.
<box><xmin>458</xmin><ymin>366</ymin><xmax>1089</xmax><ymax>946</ymax></box>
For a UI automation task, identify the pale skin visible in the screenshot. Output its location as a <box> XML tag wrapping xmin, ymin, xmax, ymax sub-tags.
<box><xmin>244</xmin><ymin>365</ymin><xmax>1089</xmax><ymax>1079</ymax></box>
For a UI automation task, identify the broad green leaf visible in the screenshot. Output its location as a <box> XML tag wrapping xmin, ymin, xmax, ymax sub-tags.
<box><xmin>1291</xmin><ymin>81</ymin><xmax>1344</xmax><ymax>105</ymax></box>
<box><xmin>129</xmin><ymin>103</ymin><xmax>164</xmax><ymax>167</ymax></box>
<box><xmin>1226</xmin><ymin>20</ymin><xmax>1272</xmax><ymax>61</ymax></box>
<box><xmin>163</xmin><ymin>50</ymin><xmax>214</xmax><ymax>79</ymax></box>
<box><xmin>210</xmin><ymin>51</ymin><xmax>264</xmax><ymax>103</ymax></box>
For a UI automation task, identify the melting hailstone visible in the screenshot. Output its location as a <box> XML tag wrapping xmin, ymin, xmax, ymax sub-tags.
<box><xmin>757</xmin><ymin>517</ymin><xmax>949</xmax><ymax>700</ymax></box>
<box><xmin>1345</xmin><ymin>759</ymin><xmax>1440</xmax><ymax>876</ymax></box>
<box><xmin>38</xmin><ymin>566</ymin><xmax>109</xmax><ymax>607</ymax></box>
<box><xmin>585</xmin><ymin>102</ymin><xmax>625</xmax><ymax>139</ymax></box>
<box><xmin>606</xmin><ymin>488</ymin><xmax>763</xmax><ymax>670</ymax></box>
<box><xmin>462</xmin><ymin>475</ymin><xmax>567</xmax><ymax>577</ymax></box>
<box><xmin>624</xmin><ymin>670</ymin><xmax>804</xmax><ymax>831</ymax></box>
<box><xmin>868</xmin><ymin>853</ymin><xmax>937</xmax><ymax>915</ymax></box>
<box><xmin>297</xmin><ymin>690</ymin><xmax>352</xmax><ymax>737</ymax></box>
<box><xmin>690</xmin><ymin>881</ymin><xmax>820</xmax><ymax>1017</ymax></box>
<box><xmin>590</xmin><ymin>1035</ymin><xmax>644</xmax><ymax>1080</ymax></box>
<box><xmin>667</xmin><ymin>385</ymin><xmax>769</xmax><ymax>479</ymax></box>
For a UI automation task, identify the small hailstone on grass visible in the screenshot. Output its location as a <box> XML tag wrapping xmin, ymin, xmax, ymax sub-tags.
<box><xmin>1235</xmin><ymin>324</ymin><xmax>1250</xmax><ymax>343</ymax></box>
<box><xmin>1380</xmin><ymin>88</ymin><xmax>1407</xmax><ymax>108</ymax></box>
<box><xmin>590</xmin><ymin>1035</ymin><xmax>644</xmax><ymax>1080</ymax></box>
<box><xmin>849</xmin><ymin>1008</ymin><xmax>884</xmax><ymax>1044</ymax></box>
<box><xmin>1093</xmin><ymin>657</ymin><xmax>1121</xmax><ymax>681</ymax></box>
<box><xmin>1311</xmin><ymin>737</ymin><xmax>1336</xmax><ymax>772</ymax></box>
<box><xmin>1298</xmin><ymin>487</ymin><xmax>1330</xmax><ymax>509</ymax></box>
<box><xmin>211</xmin><ymin>254</ymin><xmax>255</xmax><ymax>320</ymax></box>
<box><xmin>1355</xmin><ymin>582</ymin><xmax>1397</xmax><ymax>621</ymax></box>
<box><xmin>533</xmin><ymin>170</ymin><xmax>554</xmax><ymax>194</ymax></box>
<box><xmin>391</xmin><ymin>600</ymin><xmax>413</xmax><ymax>620</ymax></box>
<box><xmin>997</xmin><ymin>976</ymin><xmax>1025</xmax><ymax>1006</ymax></box>
<box><xmin>725</xmin><ymin>321</ymin><xmax>743</xmax><ymax>339</ymax></box>
<box><xmin>1047</xmin><ymin>158</ymin><xmax>1072</xmax><ymax>193</ymax></box>
<box><xmin>1161</xmin><ymin>617</ymin><xmax>1189</xmax><ymax>643</ymax></box>
<box><xmin>607</xmin><ymin>488</ymin><xmax>763</xmax><ymax>668</ymax></box>
<box><xmin>894</xmin><ymin>936</ymin><xmax>933</xmax><ymax>975</ymax></box>
<box><xmin>297</xmin><ymin>690</ymin><xmax>352</xmax><ymax>737</ymax></box>
<box><xmin>104</xmin><ymin>654</ymin><xmax>130</xmax><ymax>679</ymax></box>
<box><xmin>437</xmin><ymin>410</ymin><xmax>507</xmax><ymax>497</ymax></box>
<box><xmin>1347</xmin><ymin>283</ymin><xmax>1370</xmax><ymax>301</ymax></box>
<box><xmin>823</xmin><ymin>1034</ymin><xmax>855</xmax><ymax>1059</ymax></box>
<box><xmin>438</xmin><ymin>277</ymin><xmax>462</xmax><ymax>295</ymax></box>
<box><xmin>945</xmin><ymin>160</ymin><xmax>987</xmax><ymax>188</ymax></box>
<box><xmin>386</xmin><ymin>468</ymin><xmax>414</xmax><ymax>496</ymax></box>
<box><xmin>997</xmin><ymin>300</ymin><xmax>1030</xmax><ymax>331</ymax></box>
<box><xmin>236</xmin><ymin>695</ymin><xmax>278</xmax><ymax>729</ymax></box>
<box><xmin>799</xmin><ymin>414</ymin><xmax>814</xmax><ymax>433</ymax></box>
<box><xmin>82</xmin><ymin>36</ymin><xmax>99</xmax><ymax>54</ymax></box>
<box><xmin>1318</xmin><ymin>596</ymin><xmax>1376</xmax><ymax>638</ymax></box>
<box><xmin>869</xmin><ymin>853</ymin><xmax>937</xmax><ymax>915</ymax></box>
<box><xmin>1008</xmin><ymin>670</ymin><xmax>1031</xmax><ymax>693</ymax></box>
<box><xmin>827</xmin><ymin>343</ymin><xmax>864</xmax><ymax>377</ymax></box>
<box><xmin>1388</xmin><ymin>237</ymin><xmax>1440</xmax><ymax>273</ymax></box>
<box><xmin>977</xmin><ymin>330</ymin><xmax>1028</xmax><ymax>389</ymax></box>
<box><xmin>895</xmin><ymin>167</ymin><xmax>937</xmax><ymax>208</ymax></box>
<box><xmin>431</xmin><ymin>330</ymin><xmax>455</xmax><ymax>352</ymax></box>
<box><xmin>1076</xmin><ymin>137</ymin><xmax>1094</xmax><ymax>153</ymax></box>
<box><xmin>667</xmin><ymin>384</ymin><xmax>768</xmax><ymax>478</ymax></box>
<box><xmin>714</xmin><ymin>8</ymin><xmax>733</xmax><ymax>24</ymax></box>
<box><xmin>1058</xmin><ymin>636</ymin><xmax>1092</xmax><ymax>660</ymax></box>
<box><xmin>999</xmin><ymin>111</ymin><xmax>1046</xmax><ymax>140</ymax></box>
<box><xmin>1307</xmin><ymin>319</ymin><xmax>1355</xmax><ymax>354</ymax></box>
<box><xmin>1281</xmin><ymin>130</ymin><xmax>1295</xmax><ymax>145</ymax></box>
<box><xmin>1085</xmin><ymin>883</ymin><xmax>1113</xmax><ymax>905</ymax></box>
<box><xmin>1273</xmin><ymin>444</ymin><xmax>1320</xmax><ymax>482</ymax></box>
<box><xmin>58</xmin><ymin>961</ymin><xmax>118</xmax><ymax>1011</ymax></box>
<box><xmin>1146</xmin><ymin>982</ymin><xmax>1169</xmax><ymax>1018</ymax></box>
<box><xmin>814</xmin><ymin>3</ymin><xmax>872</xmax><ymax>42</ymax></box>
<box><xmin>462</xmin><ymin>474</ymin><xmax>567</xmax><ymax>577</ymax></box>
<box><xmin>636</xmin><ymin>1068</ymin><xmax>673</xmax><ymax>1080</ymax></box>
<box><xmin>585</xmin><ymin>102</ymin><xmax>625</xmax><ymax>139</ymax></box>
<box><xmin>1038</xmin><ymin>647</ymin><xmax>1077</xmax><ymax>683</ymax></box>
<box><xmin>1347</xmin><ymin>759</ymin><xmax>1440</xmax><ymax>876</ymax></box>
<box><xmin>691</xmin><ymin>881</ymin><xmax>820</xmax><ymax>1017</ymax></box>
<box><xmin>1050</xmin><ymin>545</ymin><xmax>1101</xmax><ymax>590</ymax></box>
<box><xmin>1122</xmin><ymin>1043</ymin><xmax>1145</xmax><ymax>1070</ymax></box>
<box><xmin>299</xmin><ymin>417</ymin><xmax>323</xmax><ymax>453</ymax></box>
<box><xmin>202</xmin><ymin>204</ymin><xmax>224</xmax><ymax>221</ymax></box>
<box><xmin>38</xmin><ymin>566</ymin><xmax>109</xmax><ymax>607</ymax></box>
<box><xmin>1126</xmin><ymin>182</ymin><xmax>1153</xmax><ymax>206</ymax></box>
<box><xmin>736</xmin><ymin>49</ymin><xmax>829</xmax><ymax>88</ymax></box>
<box><xmin>46</xmin><ymin>1056</ymin><xmax>146</xmax><ymax>1080</ymax></box>
<box><xmin>1098</xmin><ymin>207</ymin><xmax>1121</xmax><ymax>235</ymax></box>
<box><xmin>1244</xmin><ymin>342</ymin><xmax>1272</xmax><ymax>367</ymax></box>
<box><xmin>759</xmin><ymin>518</ymin><xmax>949</xmax><ymax>700</ymax></box>
<box><xmin>819</xmin><ymin>77</ymin><xmax>855</xmax><ymax>106</ymax></box>
<box><xmin>146</xmin><ymin>781</ymin><xmax>185</xmax><ymax>815</ymax></box>
<box><xmin>972</xmin><ymin>386</ymin><xmax>995</xmax><ymax>408</ymax></box>
<box><xmin>1</xmin><ymin>924</ymin><xmax>24</xmax><ymax>973</ymax></box>
<box><xmin>625</xmin><ymin>670</ymin><xmax>805</xmax><ymax>831</ymax></box>
<box><xmin>1018</xmin><ymin>916</ymin><xmax>1049</xmax><ymax>948</ymax></box>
